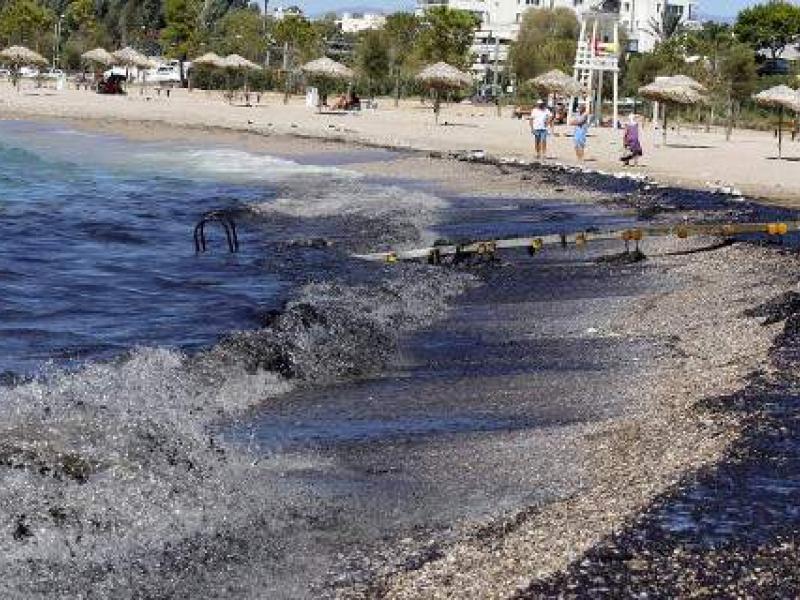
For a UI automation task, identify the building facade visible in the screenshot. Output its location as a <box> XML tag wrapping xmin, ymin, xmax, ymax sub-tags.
<box><xmin>337</xmin><ymin>12</ymin><xmax>387</xmax><ymax>34</ymax></box>
<box><xmin>416</xmin><ymin>0</ymin><xmax>697</xmax><ymax>81</ymax></box>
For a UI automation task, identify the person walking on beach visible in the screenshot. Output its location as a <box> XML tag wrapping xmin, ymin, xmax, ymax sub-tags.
<box><xmin>571</xmin><ymin>105</ymin><xmax>591</xmax><ymax>161</ymax></box>
<box><xmin>529</xmin><ymin>99</ymin><xmax>552</xmax><ymax>160</ymax></box>
<box><xmin>621</xmin><ymin>113</ymin><xmax>643</xmax><ymax>166</ymax></box>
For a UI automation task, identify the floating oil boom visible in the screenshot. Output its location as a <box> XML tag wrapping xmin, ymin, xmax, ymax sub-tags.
<box><xmin>354</xmin><ymin>221</ymin><xmax>797</xmax><ymax>265</ymax></box>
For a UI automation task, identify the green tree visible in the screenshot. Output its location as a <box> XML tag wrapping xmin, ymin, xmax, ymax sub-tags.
<box><xmin>384</xmin><ymin>12</ymin><xmax>422</xmax><ymax>104</ymax></box>
<box><xmin>270</xmin><ymin>14</ymin><xmax>318</xmax><ymax>101</ymax></box>
<box><xmin>214</xmin><ymin>8</ymin><xmax>266</xmax><ymax>62</ymax></box>
<box><xmin>508</xmin><ymin>8</ymin><xmax>579</xmax><ymax>82</ymax></box>
<box><xmin>201</xmin><ymin>0</ymin><xmax>250</xmax><ymax>25</ymax></box>
<box><xmin>683</xmin><ymin>22</ymin><xmax>735</xmax><ymax>131</ymax></box>
<box><xmin>622</xmin><ymin>39</ymin><xmax>684</xmax><ymax>96</ymax></box>
<box><xmin>416</xmin><ymin>6</ymin><xmax>479</xmax><ymax>69</ymax></box>
<box><xmin>0</xmin><ymin>0</ymin><xmax>55</xmax><ymax>52</ymax></box>
<box><xmin>271</xmin><ymin>14</ymin><xmax>319</xmax><ymax>65</ymax></box>
<box><xmin>162</xmin><ymin>0</ymin><xmax>202</xmax><ymax>83</ymax></box>
<box><xmin>719</xmin><ymin>41</ymin><xmax>758</xmax><ymax>139</ymax></box>
<box><xmin>356</xmin><ymin>28</ymin><xmax>390</xmax><ymax>96</ymax></box>
<box><xmin>734</xmin><ymin>1</ymin><xmax>800</xmax><ymax>59</ymax></box>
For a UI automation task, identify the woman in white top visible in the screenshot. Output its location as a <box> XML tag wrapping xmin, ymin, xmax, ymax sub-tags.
<box><xmin>529</xmin><ymin>99</ymin><xmax>552</xmax><ymax>160</ymax></box>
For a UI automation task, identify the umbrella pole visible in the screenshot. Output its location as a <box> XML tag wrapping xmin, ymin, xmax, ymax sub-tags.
<box><xmin>779</xmin><ymin>106</ymin><xmax>784</xmax><ymax>159</ymax></box>
<box><xmin>662</xmin><ymin>105</ymin><xmax>668</xmax><ymax>146</ymax></box>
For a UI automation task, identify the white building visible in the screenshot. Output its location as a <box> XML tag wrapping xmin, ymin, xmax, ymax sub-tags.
<box><xmin>271</xmin><ymin>5</ymin><xmax>304</xmax><ymax>21</ymax></box>
<box><xmin>416</xmin><ymin>0</ymin><xmax>698</xmax><ymax>81</ymax></box>
<box><xmin>337</xmin><ymin>12</ymin><xmax>387</xmax><ymax>34</ymax></box>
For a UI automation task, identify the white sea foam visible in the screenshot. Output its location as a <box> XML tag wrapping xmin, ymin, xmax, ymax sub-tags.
<box><xmin>0</xmin><ymin>267</ymin><xmax>475</xmax><ymax>597</ymax></box>
<box><xmin>134</xmin><ymin>148</ymin><xmax>359</xmax><ymax>183</ymax></box>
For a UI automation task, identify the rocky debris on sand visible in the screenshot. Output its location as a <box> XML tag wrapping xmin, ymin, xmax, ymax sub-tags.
<box><xmin>338</xmin><ymin>244</ymin><xmax>800</xmax><ymax>599</ymax></box>
<box><xmin>745</xmin><ymin>290</ymin><xmax>800</xmax><ymax>325</ymax></box>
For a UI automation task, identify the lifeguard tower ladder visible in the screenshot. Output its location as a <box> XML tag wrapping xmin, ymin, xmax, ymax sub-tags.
<box><xmin>573</xmin><ymin>12</ymin><xmax>621</xmax><ymax>128</ymax></box>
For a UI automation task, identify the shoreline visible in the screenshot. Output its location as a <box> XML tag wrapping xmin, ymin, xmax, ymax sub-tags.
<box><xmin>1</xmin><ymin>86</ymin><xmax>799</xmax><ymax>207</ymax></box>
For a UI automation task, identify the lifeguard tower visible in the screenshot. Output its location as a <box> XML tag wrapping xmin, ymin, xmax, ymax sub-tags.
<box><xmin>573</xmin><ymin>12</ymin><xmax>621</xmax><ymax>128</ymax></box>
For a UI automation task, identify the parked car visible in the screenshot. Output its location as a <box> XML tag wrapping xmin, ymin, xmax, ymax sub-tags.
<box><xmin>19</xmin><ymin>66</ymin><xmax>39</xmax><ymax>78</ymax></box>
<box><xmin>148</xmin><ymin>64</ymin><xmax>182</xmax><ymax>84</ymax></box>
<box><xmin>42</xmin><ymin>69</ymin><xmax>65</xmax><ymax>79</ymax></box>
<box><xmin>758</xmin><ymin>58</ymin><xmax>791</xmax><ymax>77</ymax></box>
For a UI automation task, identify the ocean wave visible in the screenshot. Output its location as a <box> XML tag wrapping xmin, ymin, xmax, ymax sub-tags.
<box><xmin>0</xmin><ymin>265</ymin><xmax>474</xmax><ymax>597</ymax></box>
<box><xmin>251</xmin><ymin>179</ymin><xmax>448</xmax><ymax>250</ymax></box>
<box><xmin>134</xmin><ymin>148</ymin><xmax>359</xmax><ymax>183</ymax></box>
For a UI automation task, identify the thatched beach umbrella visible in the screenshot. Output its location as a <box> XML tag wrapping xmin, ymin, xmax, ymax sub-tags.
<box><xmin>0</xmin><ymin>45</ymin><xmax>47</xmax><ymax>67</ymax></box>
<box><xmin>416</xmin><ymin>62</ymin><xmax>473</xmax><ymax>124</ymax></box>
<box><xmin>112</xmin><ymin>47</ymin><xmax>153</xmax><ymax>92</ymax></box>
<box><xmin>753</xmin><ymin>85</ymin><xmax>800</xmax><ymax>158</ymax></box>
<box><xmin>639</xmin><ymin>76</ymin><xmax>708</xmax><ymax>145</ymax></box>
<box><xmin>1</xmin><ymin>46</ymin><xmax>47</xmax><ymax>89</ymax></box>
<box><xmin>221</xmin><ymin>54</ymin><xmax>260</xmax><ymax>71</ymax></box>
<box><xmin>219</xmin><ymin>54</ymin><xmax>261</xmax><ymax>105</ymax></box>
<box><xmin>193</xmin><ymin>52</ymin><xmax>225</xmax><ymax>69</ymax></box>
<box><xmin>301</xmin><ymin>57</ymin><xmax>354</xmax><ymax>111</ymax></box>
<box><xmin>80</xmin><ymin>48</ymin><xmax>115</xmax><ymax>91</ymax></box>
<box><xmin>113</xmin><ymin>47</ymin><xmax>151</xmax><ymax>69</ymax></box>
<box><xmin>668</xmin><ymin>74</ymin><xmax>707</xmax><ymax>93</ymax></box>
<box><xmin>192</xmin><ymin>52</ymin><xmax>225</xmax><ymax>93</ymax></box>
<box><xmin>81</xmin><ymin>48</ymin><xmax>115</xmax><ymax>67</ymax></box>
<box><xmin>301</xmin><ymin>56</ymin><xmax>354</xmax><ymax>80</ymax></box>
<box><xmin>530</xmin><ymin>69</ymin><xmax>584</xmax><ymax>97</ymax></box>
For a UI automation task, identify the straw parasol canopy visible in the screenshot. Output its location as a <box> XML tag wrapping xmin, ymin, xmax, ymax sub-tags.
<box><xmin>0</xmin><ymin>45</ymin><xmax>47</xmax><ymax>66</ymax></box>
<box><xmin>301</xmin><ymin>56</ymin><xmax>354</xmax><ymax>80</ymax></box>
<box><xmin>417</xmin><ymin>62</ymin><xmax>472</xmax><ymax>90</ymax></box>
<box><xmin>417</xmin><ymin>62</ymin><xmax>473</xmax><ymax>124</ymax></box>
<box><xmin>753</xmin><ymin>85</ymin><xmax>800</xmax><ymax>158</ymax></box>
<box><xmin>530</xmin><ymin>69</ymin><xmax>584</xmax><ymax>97</ymax></box>
<box><xmin>639</xmin><ymin>76</ymin><xmax>708</xmax><ymax>145</ymax></box>
<box><xmin>1</xmin><ymin>46</ymin><xmax>47</xmax><ymax>89</ymax></box>
<box><xmin>193</xmin><ymin>52</ymin><xmax>226</xmax><ymax>69</ymax></box>
<box><xmin>81</xmin><ymin>48</ymin><xmax>115</xmax><ymax>67</ymax></box>
<box><xmin>639</xmin><ymin>78</ymin><xmax>707</xmax><ymax>106</ymax></box>
<box><xmin>217</xmin><ymin>54</ymin><xmax>261</xmax><ymax>105</ymax></box>
<box><xmin>222</xmin><ymin>54</ymin><xmax>261</xmax><ymax>70</ymax></box>
<box><xmin>300</xmin><ymin>57</ymin><xmax>354</xmax><ymax>111</ymax></box>
<box><xmin>113</xmin><ymin>47</ymin><xmax>151</xmax><ymax>68</ymax></box>
<box><xmin>754</xmin><ymin>84</ymin><xmax>800</xmax><ymax>112</ymax></box>
<box><xmin>667</xmin><ymin>74</ymin><xmax>707</xmax><ymax>93</ymax></box>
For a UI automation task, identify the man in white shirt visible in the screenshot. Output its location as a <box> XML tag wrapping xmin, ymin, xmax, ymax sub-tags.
<box><xmin>529</xmin><ymin>99</ymin><xmax>553</xmax><ymax>160</ymax></box>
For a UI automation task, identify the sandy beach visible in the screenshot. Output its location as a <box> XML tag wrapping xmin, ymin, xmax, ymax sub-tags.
<box><xmin>1</xmin><ymin>82</ymin><xmax>799</xmax><ymax>205</ymax></box>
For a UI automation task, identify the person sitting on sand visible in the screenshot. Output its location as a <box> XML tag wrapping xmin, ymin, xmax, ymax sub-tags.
<box><xmin>621</xmin><ymin>114</ymin><xmax>643</xmax><ymax>166</ymax></box>
<box><xmin>571</xmin><ymin>105</ymin><xmax>591</xmax><ymax>161</ymax></box>
<box><xmin>529</xmin><ymin>99</ymin><xmax>552</xmax><ymax>160</ymax></box>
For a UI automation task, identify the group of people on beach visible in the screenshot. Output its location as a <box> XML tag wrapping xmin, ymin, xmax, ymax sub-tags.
<box><xmin>528</xmin><ymin>99</ymin><xmax>643</xmax><ymax>166</ymax></box>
